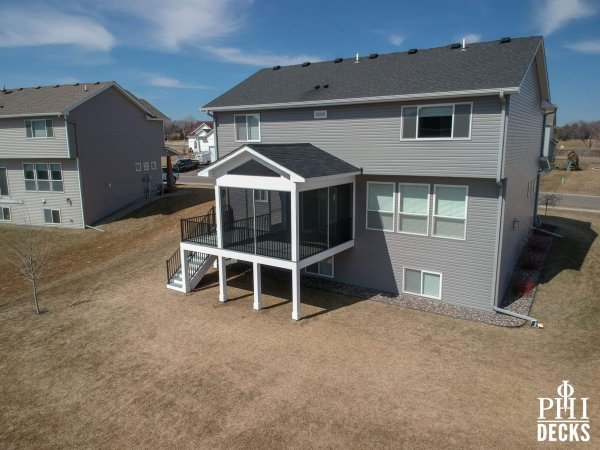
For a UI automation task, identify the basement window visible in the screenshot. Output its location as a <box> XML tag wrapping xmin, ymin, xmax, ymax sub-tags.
<box><xmin>401</xmin><ymin>103</ymin><xmax>472</xmax><ymax>140</ymax></box>
<box><xmin>43</xmin><ymin>208</ymin><xmax>61</xmax><ymax>224</ymax></box>
<box><xmin>403</xmin><ymin>267</ymin><xmax>442</xmax><ymax>299</ymax></box>
<box><xmin>0</xmin><ymin>207</ymin><xmax>10</xmax><ymax>221</ymax></box>
<box><xmin>306</xmin><ymin>256</ymin><xmax>334</xmax><ymax>278</ymax></box>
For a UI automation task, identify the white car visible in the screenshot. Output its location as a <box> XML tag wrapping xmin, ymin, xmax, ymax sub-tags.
<box><xmin>162</xmin><ymin>167</ymin><xmax>179</xmax><ymax>185</ymax></box>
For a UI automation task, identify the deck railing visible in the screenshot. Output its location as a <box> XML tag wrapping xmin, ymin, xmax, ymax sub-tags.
<box><xmin>166</xmin><ymin>249</ymin><xmax>181</xmax><ymax>283</ymax></box>
<box><xmin>187</xmin><ymin>251</ymin><xmax>210</xmax><ymax>281</ymax></box>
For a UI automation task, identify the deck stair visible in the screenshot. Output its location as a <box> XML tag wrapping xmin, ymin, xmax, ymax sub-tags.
<box><xmin>166</xmin><ymin>249</ymin><xmax>216</xmax><ymax>292</ymax></box>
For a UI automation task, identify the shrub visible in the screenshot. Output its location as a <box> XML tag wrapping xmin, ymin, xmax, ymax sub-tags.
<box><xmin>511</xmin><ymin>277</ymin><xmax>536</xmax><ymax>297</ymax></box>
<box><xmin>519</xmin><ymin>252</ymin><xmax>544</xmax><ymax>270</ymax></box>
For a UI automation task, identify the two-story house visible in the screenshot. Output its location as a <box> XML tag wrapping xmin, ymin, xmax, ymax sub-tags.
<box><xmin>187</xmin><ymin>121</ymin><xmax>216</xmax><ymax>163</ymax></box>
<box><xmin>166</xmin><ymin>36</ymin><xmax>555</xmax><ymax>321</ymax></box>
<box><xmin>0</xmin><ymin>82</ymin><xmax>168</xmax><ymax>228</ymax></box>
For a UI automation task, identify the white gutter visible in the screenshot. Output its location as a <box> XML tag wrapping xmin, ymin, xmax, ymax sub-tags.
<box><xmin>203</xmin><ymin>87</ymin><xmax>520</xmax><ymax>113</ymax></box>
<box><xmin>0</xmin><ymin>112</ymin><xmax>63</xmax><ymax>119</ymax></box>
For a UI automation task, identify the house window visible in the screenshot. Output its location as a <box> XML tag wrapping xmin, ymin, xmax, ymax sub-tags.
<box><xmin>143</xmin><ymin>162</ymin><xmax>150</xmax><ymax>171</ymax></box>
<box><xmin>254</xmin><ymin>189</ymin><xmax>268</xmax><ymax>202</ymax></box>
<box><xmin>234</xmin><ymin>114</ymin><xmax>261</xmax><ymax>142</ymax></box>
<box><xmin>0</xmin><ymin>207</ymin><xmax>10</xmax><ymax>221</ymax></box>
<box><xmin>398</xmin><ymin>183</ymin><xmax>430</xmax><ymax>235</ymax></box>
<box><xmin>0</xmin><ymin>168</ymin><xmax>9</xmax><ymax>196</ymax></box>
<box><xmin>43</xmin><ymin>209</ymin><xmax>61</xmax><ymax>224</ymax></box>
<box><xmin>135</xmin><ymin>163</ymin><xmax>142</xmax><ymax>172</ymax></box>
<box><xmin>25</xmin><ymin>119</ymin><xmax>54</xmax><ymax>138</ymax></box>
<box><xmin>401</xmin><ymin>103</ymin><xmax>472</xmax><ymax>139</ymax></box>
<box><xmin>306</xmin><ymin>256</ymin><xmax>334</xmax><ymax>278</ymax></box>
<box><xmin>314</xmin><ymin>110</ymin><xmax>328</xmax><ymax>119</ymax></box>
<box><xmin>433</xmin><ymin>185</ymin><xmax>468</xmax><ymax>240</ymax></box>
<box><xmin>404</xmin><ymin>267</ymin><xmax>442</xmax><ymax>299</ymax></box>
<box><xmin>23</xmin><ymin>163</ymin><xmax>63</xmax><ymax>192</ymax></box>
<box><xmin>151</xmin><ymin>161</ymin><xmax>157</xmax><ymax>170</ymax></box>
<box><xmin>366</xmin><ymin>182</ymin><xmax>394</xmax><ymax>231</ymax></box>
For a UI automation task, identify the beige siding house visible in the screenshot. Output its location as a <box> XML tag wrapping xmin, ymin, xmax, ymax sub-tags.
<box><xmin>0</xmin><ymin>82</ymin><xmax>168</xmax><ymax>228</ymax></box>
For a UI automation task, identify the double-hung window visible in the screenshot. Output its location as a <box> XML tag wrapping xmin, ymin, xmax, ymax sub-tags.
<box><xmin>398</xmin><ymin>184</ymin><xmax>429</xmax><ymax>235</ymax></box>
<box><xmin>404</xmin><ymin>268</ymin><xmax>442</xmax><ymax>299</ymax></box>
<box><xmin>23</xmin><ymin>163</ymin><xmax>63</xmax><ymax>192</ymax></box>
<box><xmin>0</xmin><ymin>168</ymin><xmax>9</xmax><ymax>196</ymax></box>
<box><xmin>401</xmin><ymin>103</ymin><xmax>472</xmax><ymax>139</ymax></box>
<box><xmin>433</xmin><ymin>185</ymin><xmax>468</xmax><ymax>240</ymax></box>
<box><xmin>25</xmin><ymin>119</ymin><xmax>54</xmax><ymax>138</ymax></box>
<box><xmin>366</xmin><ymin>182</ymin><xmax>394</xmax><ymax>231</ymax></box>
<box><xmin>234</xmin><ymin>114</ymin><xmax>261</xmax><ymax>142</ymax></box>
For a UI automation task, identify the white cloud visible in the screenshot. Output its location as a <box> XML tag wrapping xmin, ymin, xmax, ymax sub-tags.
<box><xmin>458</xmin><ymin>34</ymin><xmax>482</xmax><ymax>44</ymax></box>
<box><xmin>564</xmin><ymin>40</ymin><xmax>600</xmax><ymax>53</ymax></box>
<box><xmin>388</xmin><ymin>34</ymin><xmax>404</xmax><ymax>46</ymax></box>
<box><xmin>0</xmin><ymin>8</ymin><xmax>115</xmax><ymax>51</ymax></box>
<box><xmin>147</xmin><ymin>75</ymin><xmax>211</xmax><ymax>89</ymax></box>
<box><xmin>537</xmin><ymin>0</ymin><xmax>597</xmax><ymax>35</ymax></box>
<box><xmin>201</xmin><ymin>46</ymin><xmax>321</xmax><ymax>67</ymax></box>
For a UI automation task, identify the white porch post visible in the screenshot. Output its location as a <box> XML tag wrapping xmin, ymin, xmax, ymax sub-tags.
<box><xmin>290</xmin><ymin>184</ymin><xmax>299</xmax><ymax>262</ymax></box>
<box><xmin>292</xmin><ymin>266</ymin><xmax>301</xmax><ymax>320</ymax></box>
<box><xmin>253</xmin><ymin>262</ymin><xmax>262</xmax><ymax>310</ymax></box>
<box><xmin>218</xmin><ymin>255</ymin><xmax>227</xmax><ymax>302</ymax></box>
<box><xmin>180</xmin><ymin>247</ymin><xmax>190</xmax><ymax>293</ymax></box>
<box><xmin>214</xmin><ymin>184</ymin><xmax>223</xmax><ymax>249</ymax></box>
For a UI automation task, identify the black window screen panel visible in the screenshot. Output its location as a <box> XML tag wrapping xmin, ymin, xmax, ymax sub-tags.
<box><xmin>0</xmin><ymin>168</ymin><xmax>8</xmax><ymax>196</ymax></box>
<box><xmin>329</xmin><ymin>183</ymin><xmax>353</xmax><ymax>247</ymax></box>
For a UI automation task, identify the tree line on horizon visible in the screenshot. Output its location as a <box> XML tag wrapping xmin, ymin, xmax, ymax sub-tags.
<box><xmin>164</xmin><ymin>116</ymin><xmax>202</xmax><ymax>141</ymax></box>
<box><xmin>554</xmin><ymin>120</ymin><xmax>600</xmax><ymax>151</ymax></box>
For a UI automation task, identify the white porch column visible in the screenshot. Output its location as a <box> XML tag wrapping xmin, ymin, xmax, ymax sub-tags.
<box><xmin>290</xmin><ymin>184</ymin><xmax>299</xmax><ymax>262</ymax></box>
<box><xmin>218</xmin><ymin>255</ymin><xmax>228</xmax><ymax>302</ymax></box>
<box><xmin>214</xmin><ymin>184</ymin><xmax>223</xmax><ymax>248</ymax></box>
<box><xmin>292</xmin><ymin>266</ymin><xmax>301</xmax><ymax>320</ymax></box>
<box><xmin>180</xmin><ymin>247</ymin><xmax>190</xmax><ymax>293</ymax></box>
<box><xmin>253</xmin><ymin>262</ymin><xmax>262</xmax><ymax>310</ymax></box>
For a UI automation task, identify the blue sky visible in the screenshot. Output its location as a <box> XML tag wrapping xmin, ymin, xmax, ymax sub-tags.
<box><xmin>1</xmin><ymin>0</ymin><xmax>599</xmax><ymax>124</ymax></box>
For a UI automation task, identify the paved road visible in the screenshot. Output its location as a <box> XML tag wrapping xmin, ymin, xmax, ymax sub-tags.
<box><xmin>176</xmin><ymin>169</ymin><xmax>214</xmax><ymax>187</ymax></box>
<box><xmin>540</xmin><ymin>192</ymin><xmax>600</xmax><ymax>210</ymax></box>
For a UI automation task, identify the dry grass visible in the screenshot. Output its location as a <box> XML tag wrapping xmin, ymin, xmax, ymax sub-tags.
<box><xmin>541</xmin><ymin>168</ymin><xmax>600</xmax><ymax>194</ymax></box>
<box><xmin>1</xmin><ymin>188</ymin><xmax>599</xmax><ymax>449</ymax></box>
<box><xmin>557</xmin><ymin>139</ymin><xmax>600</xmax><ymax>151</ymax></box>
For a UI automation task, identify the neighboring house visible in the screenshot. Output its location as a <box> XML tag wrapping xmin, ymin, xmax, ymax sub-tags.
<box><xmin>0</xmin><ymin>82</ymin><xmax>168</xmax><ymax>228</ymax></box>
<box><xmin>166</xmin><ymin>36</ymin><xmax>555</xmax><ymax>321</ymax></box>
<box><xmin>186</xmin><ymin>121</ymin><xmax>216</xmax><ymax>163</ymax></box>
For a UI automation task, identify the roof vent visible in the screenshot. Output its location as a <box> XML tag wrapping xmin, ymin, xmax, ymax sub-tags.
<box><xmin>323</xmin><ymin>84</ymin><xmax>329</xmax><ymax>88</ymax></box>
<box><xmin>54</xmin><ymin>85</ymin><xmax>60</xmax><ymax>88</ymax></box>
<box><xmin>73</xmin><ymin>83</ymin><xmax>80</xmax><ymax>86</ymax></box>
<box><xmin>500</xmin><ymin>37</ymin><xmax>511</xmax><ymax>44</ymax></box>
<box><xmin>272</xmin><ymin>65</ymin><xmax>281</xmax><ymax>70</ymax></box>
<box><xmin>302</xmin><ymin>62</ymin><xmax>310</xmax><ymax>67</ymax></box>
<box><xmin>408</xmin><ymin>48</ymin><xmax>418</xmax><ymax>54</ymax></box>
<box><xmin>35</xmin><ymin>86</ymin><xmax>41</xmax><ymax>89</ymax></box>
<box><xmin>17</xmin><ymin>88</ymin><xmax>23</xmax><ymax>91</ymax></box>
<box><xmin>334</xmin><ymin>58</ymin><xmax>343</xmax><ymax>63</ymax></box>
<box><xmin>93</xmin><ymin>81</ymin><xmax>100</xmax><ymax>85</ymax></box>
<box><xmin>369</xmin><ymin>53</ymin><xmax>379</xmax><ymax>59</ymax></box>
<box><xmin>450</xmin><ymin>43</ymin><xmax>461</xmax><ymax>49</ymax></box>
<box><xmin>314</xmin><ymin>85</ymin><xmax>320</xmax><ymax>89</ymax></box>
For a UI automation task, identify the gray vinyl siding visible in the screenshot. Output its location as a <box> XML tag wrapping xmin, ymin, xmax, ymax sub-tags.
<box><xmin>215</xmin><ymin>97</ymin><xmax>503</xmax><ymax>178</ymax></box>
<box><xmin>333</xmin><ymin>175</ymin><xmax>499</xmax><ymax>310</ymax></box>
<box><xmin>69</xmin><ymin>87</ymin><xmax>164</xmax><ymax>225</ymax></box>
<box><xmin>0</xmin><ymin>117</ymin><xmax>69</xmax><ymax>158</ymax></box>
<box><xmin>497</xmin><ymin>62</ymin><xmax>544</xmax><ymax>300</ymax></box>
<box><xmin>0</xmin><ymin>158</ymin><xmax>84</xmax><ymax>228</ymax></box>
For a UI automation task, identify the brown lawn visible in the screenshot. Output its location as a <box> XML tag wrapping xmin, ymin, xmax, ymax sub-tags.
<box><xmin>1</xmin><ymin>187</ymin><xmax>599</xmax><ymax>449</ymax></box>
<box><xmin>541</xmin><ymin>168</ymin><xmax>600</xmax><ymax>195</ymax></box>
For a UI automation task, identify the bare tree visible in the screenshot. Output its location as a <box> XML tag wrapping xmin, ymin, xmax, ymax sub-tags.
<box><xmin>1</xmin><ymin>219</ymin><xmax>52</xmax><ymax>314</ymax></box>
<box><xmin>540</xmin><ymin>193</ymin><xmax>561</xmax><ymax>216</ymax></box>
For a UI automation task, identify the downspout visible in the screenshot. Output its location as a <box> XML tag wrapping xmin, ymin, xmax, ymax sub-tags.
<box><xmin>491</xmin><ymin>92</ymin><xmax>542</xmax><ymax>327</ymax></box>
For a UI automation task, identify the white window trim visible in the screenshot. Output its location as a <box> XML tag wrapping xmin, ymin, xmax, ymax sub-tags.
<box><xmin>432</xmin><ymin>184</ymin><xmax>469</xmax><ymax>241</ymax></box>
<box><xmin>0</xmin><ymin>206</ymin><xmax>10</xmax><ymax>222</ymax></box>
<box><xmin>305</xmin><ymin>256</ymin><xmax>334</xmax><ymax>278</ymax></box>
<box><xmin>43</xmin><ymin>208</ymin><xmax>62</xmax><ymax>225</ymax></box>
<box><xmin>254</xmin><ymin>189</ymin><xmax>268</xmax><ymax>202</ymax></box>
<box><xmin>0</xmin><ymin>167</ymin><xmax>9</xmax><ymax>197</ymax></box>
<box><xmin>314</xmin><ymin>110</ymin><xmax>328</xmax><ymax>119</ymax></box>
<box><xmin>397</xmin><ymin>183</ymin><xmax>430</xmax><ymax>236</ymax></box>
<box><xmin>151</xmin><ymin>161</ymin><xmax>157</xmax><ymax>170</ymax></box>
<box><xmin>143</xmin><ymin>162</ymin><xmax>150</xmax><ymax>171</ymax></box>
<box><xmin>25</xmin><ymin>119</ymin><xmax>55</xmax><ymax>139</ymax></box>
<box><xmin>22</xmin><ymin>162</ymin><xmax>64</xmax><ymax>193</ymax></box>
<box><xmin>403</xmin><ymin>267</ymin><xmax>442</xmax><ymax>300</ymax></box>
<box><xmin>234</xmin><ymin>113</ymin><xmax>261</xmax><ymax>143</ymax></box>
<box><xmin>400</xmin><ymin>102</ymin><xmax>473</xmax><ymax>141</ymax></box>
<box><xmin>365</xmin><ymin>181</ymin><xmax>395</xmax><ymax>232</ymax></box>
<box><xmin>135</xmin><ymin>162</ymin><xmax>142</xmax><ymax>172</ymax></box>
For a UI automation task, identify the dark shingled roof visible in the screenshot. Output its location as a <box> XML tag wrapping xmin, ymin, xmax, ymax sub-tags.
<box><xmin>204</xmin><ymin>36</ymin><xmax>542</xmax><ymax>109</ymax></box>
<box><xmin>242</xmin><ymin>143</ymin><xmax>359</xmax><ymax>179</ymax></box>
<box><xmin>0</xmin><ymin>82</ymin><xmax>169</xmax><ymax>120</ymax></box>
